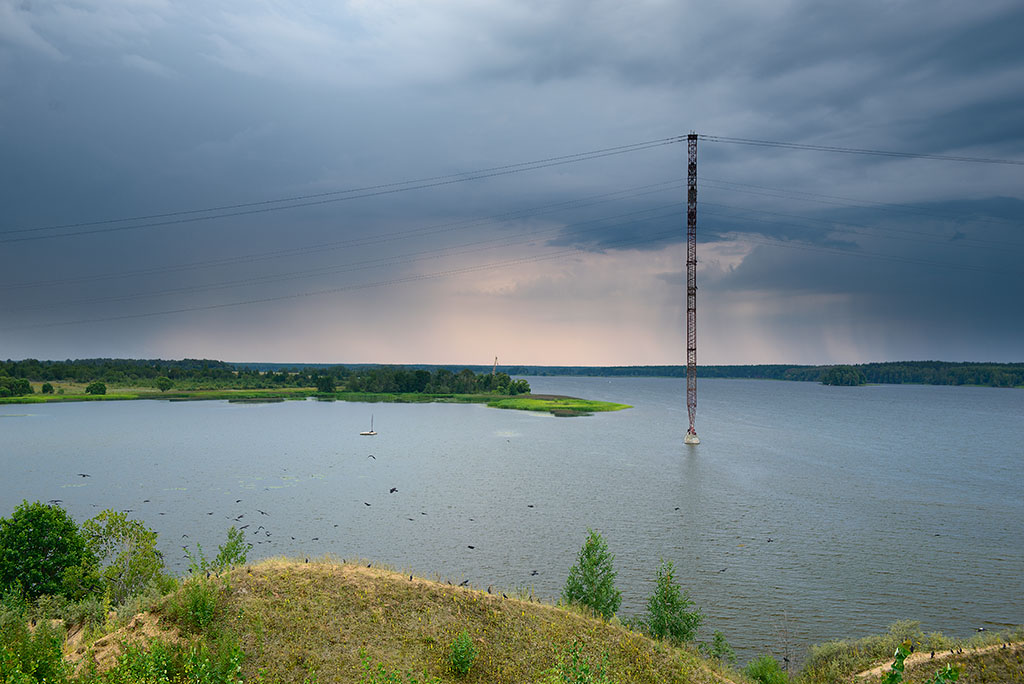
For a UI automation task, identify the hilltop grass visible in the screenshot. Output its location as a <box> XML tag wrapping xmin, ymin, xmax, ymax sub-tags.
<box><xmin>146</xmin><ymin>558</ymin><xmax>735</xmax><ymax>684</ymax></box>
<box><xmin>488</xmin><ymin>394</ymin><xmax>632</xmax><ymax>417</ymax></box>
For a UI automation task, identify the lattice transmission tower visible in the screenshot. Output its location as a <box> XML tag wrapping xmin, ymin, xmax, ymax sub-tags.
<box><xmin>685</xmin><ymin>133</ymin><xmax>700</xmax><ymax>445</ymax></box>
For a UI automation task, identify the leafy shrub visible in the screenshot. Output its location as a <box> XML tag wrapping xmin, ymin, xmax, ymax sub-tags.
<box><xmin>213</xmin><ymin>527</ymin><xmax>252</xmax><ymax>571</ymax></box>
<box><xmin>540</xmin><ymin>641</ymin><xmax>615</xmax><ymax>684</ymax></box>
<box><xmin>0</xmin><ymin>615</ymin><xmax>68</xmax><ymax>684</ymax></box>
<box><xmin>699</xmin><ymin>630</ymin><xmax>736</xmax><ymax>663</ymax></box>
<box><xmin>562</xmin><ymin>530</ymin><xmax>621</xmax><ymax>620</ymax></box>
<box><xmin>448</xmin><ymin>629</ymin><xmax>477</xmax><ymax>676</ymax></box>
<box><xmin>641</xmin><ymin>560</ymin><xmax>702</xmax><ymax>644</ymax></box>
<box><xmin>0</xmin><ymin>500</ymin><xmax>96</xmax><ymax>599</ymax></box>
<box><xmin>167</xmin><ymin>577</ymin><xmax>219</xmax><ymax>633</ymax></box>
<box><xmin>85</xmin><ymin>381</ymin><xmax>107</xmax><ymax>395</ymax></box>
<box><xmin>41</xmin><ymin>383</ymin><xmax>54</xmax><ymax>394</ymax></box>
<box><xmin>745</xmin><ymin>654</ymin><xmax>788</xmax><ymax>684</ymax></box>
<box><xmin>155</xmin><ymin>376</ymin><xmax>173</xmax><ymax>392</ymax></box>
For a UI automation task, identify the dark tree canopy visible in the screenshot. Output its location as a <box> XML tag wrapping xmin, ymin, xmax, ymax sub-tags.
<box><xmin>0</xmin><ymin>501</ymin><xmax>96</xmax><ymax>599</ymax></box>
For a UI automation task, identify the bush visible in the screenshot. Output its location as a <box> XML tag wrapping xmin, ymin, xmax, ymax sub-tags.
<box><xmin>448</xmin><ymin>629</ymin><xmax>477</xmax><ymax>676</ymax></box>
<box><xmin>540</xmin><ymin>641</ymin><xmax>614</xmax><ymax>684</ymax></box>
<box><xmin>562</xmin><ymin>530</ymin><xmax>621</xmax><ymax>620</ymax></box>
<box><xmin>168</xmin><ymin>577</ymin><xmax>220</xmax><ymax>632</ymax></box>
<box><xmin>0</xmin><ymin>501</ymin><xmax>96</xmax><ymax>599</ymax></box>
<box><xmin>41</xmin><ymin>382</ymin><xmax>54</xmax><ymax>394</ymax></box>
<box><xmin>156</xmin><ymin>376</ymin><xmax>173</xmax><ymax>392</ymax></box>
<box><xmin>642</xmin><ymin>560</ymin><xmax>702</xmax><ymax>644</ymax></box>
<box><xmin>81</xmin><ymin>509</ymin><xmax>166</xmax><ymax>605</ymax></box>
<box><xmin>745</xmin><ymin>655</ymin><xmax>788</xmax><ymax>684</ymax></box>
<box><xmin>85</xmin><ymin>381</ymin><xmax>106</xmax><ymax>395</ymax></box>
<box><xmin>699</xmin><ymin>630</ymin><xmax>736</xmax><ymax>663</ymax></box>
<box><xmin>213</xmin><ymin>526</ymin><xmax>252</xmax><ymax>571</ymax></box>
<box><xmin>0</xmin><ymin>616</ymin><xmax>68</xmax><ymax>684</ymax></box>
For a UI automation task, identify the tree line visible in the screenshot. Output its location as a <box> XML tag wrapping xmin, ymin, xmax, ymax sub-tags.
<box><xmin>0</xmin><ymin>358</ymin><xmax>530</xmax><ymax>396</ymax></box>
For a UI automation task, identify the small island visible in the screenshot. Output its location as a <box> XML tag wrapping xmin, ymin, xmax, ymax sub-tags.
<box><xmin>0</xmin><ymin>358</ymin><xmax>631</xmax><ymax>417</ymax></box>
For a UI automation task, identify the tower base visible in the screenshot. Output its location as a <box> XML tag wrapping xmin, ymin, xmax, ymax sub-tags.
<box><xmin>684</xmin><ymin>432</ymin><xmax>700</xmax><ymax>445</ymax></box>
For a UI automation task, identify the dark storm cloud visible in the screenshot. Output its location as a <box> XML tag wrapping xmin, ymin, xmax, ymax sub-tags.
<box><xmin>0</xmin><ymin>0</ymin><xmax>1021</xmax><ymax>363</ymax></box>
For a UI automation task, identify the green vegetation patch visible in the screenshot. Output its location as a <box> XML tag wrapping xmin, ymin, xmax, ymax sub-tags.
<box><xmin>488</xmin><ymin>395</ymin><xmax>631</xmax><ymax>417</ymax></box>
<box><xmin>183</xmin><ymin>559</ymin><xmax>725</xmax><ymax>684</ymax></box>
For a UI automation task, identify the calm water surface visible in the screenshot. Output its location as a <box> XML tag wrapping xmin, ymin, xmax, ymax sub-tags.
<box><xmin>3</xmin><ymin>377</ymin><xmax>1022</xmax><ymax>662</ymax></box>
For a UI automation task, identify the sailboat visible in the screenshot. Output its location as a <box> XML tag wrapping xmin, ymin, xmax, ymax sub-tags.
<box><xmin>360</xmin><ymin>414</ymin><xmax>377</xmax><ymax>436</ymax></box>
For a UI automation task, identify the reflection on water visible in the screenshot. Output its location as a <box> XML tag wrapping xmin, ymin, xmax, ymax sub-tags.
<box><xmin>2</xmin><ymin>378</ymin><xmax>1022</xmax><ymax>662</ymax></box>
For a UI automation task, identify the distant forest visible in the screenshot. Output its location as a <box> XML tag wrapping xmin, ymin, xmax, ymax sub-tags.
<box><xmin>2</xmin><ymin>358</ymin><xmax>1022</xmax><ymax>393</ymax></box>
<box><xmin>0</xmin><ymin>358</ymin><xmax>530</xmax><ymax>397</ymax></box>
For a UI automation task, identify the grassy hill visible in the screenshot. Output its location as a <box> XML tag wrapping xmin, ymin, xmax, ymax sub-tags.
<box><xmin>119</xmin><ymin>558</ymin><xmax>741</xmax><ymax>684</ymax></box>
<box><xmin>43</xmin><ymin>558</ymin><xmax>1023</xmax><ymax>684</ymax></box>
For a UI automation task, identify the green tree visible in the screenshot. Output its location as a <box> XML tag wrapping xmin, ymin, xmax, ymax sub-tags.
<box><xmin>40</xmin><ymin>382</ymin><xmax>55</xmax><ymax>394</ymax></box>
<box><xmin>0</xmin><ymin>501</ymin><xmax>96</xmax><ymax>599</ymax></box>
<box><xmin>213</xmin><ymin>526</ymin><xmax>252</xmax><ymax>571</ymax></box>
<box><xmin>562</xmin><ymin>529</ymin><xmax>621</xmax><ymax>620</ymax></box>
<box><xmin>85</xmin><ymin>381</ymin><xmax>107</xmax><ymax>395</ymax></box>
<box><xmin>81</xmin><ymin>510</ymin><xmax>165</xmax><ymax>604</ymax></box>
<box><xmin>155</xmin><ymin>376</ymin><xmax>173</xmax><ymax>392</ymax></box>
<box><xmin>315</xmin><ymin>375</ymin><xmax>336</xmax><ymax>393</ymax></box>
<box><xmin>642</xmin><ymin>559</ymin><xmax>702</xmax><ymax>644</ymax></box>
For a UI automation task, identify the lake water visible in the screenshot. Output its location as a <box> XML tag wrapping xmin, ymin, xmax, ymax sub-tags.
<box><xmin>2</xmin><ymin>377</ymin><xmax>1022</xmax><ymax>663</ymax></box>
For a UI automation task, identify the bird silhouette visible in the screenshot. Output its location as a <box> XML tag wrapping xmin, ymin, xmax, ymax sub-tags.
<box><xmin>77</xmin><ymin>473</ymin><xmax>90</xmax><ymax>477</ymax></box>
<box><xmin>364</xmin><ymin>502</ymin><xmax>371</xmax><ymax>507</ymax></box>
<box><xmin>389</xmin><ymin>487</ymin><xmax>398</xmax><ymax>494</ymax></box>
<box><xmin>459</xmin><ymin>579</ymin><xmax>469</xmax><ymax>586</ymax></box>
<box><xmin>257</xmin><ymin>509</ymin><xmax>268</xmax><ymax>516</ymax></box>
<box><xmin>467</xmin><ymin>545</ymin><xmax>475</xmax><ymax>549</ymax></box>
<box><xmin>367</xmin><ymin>455</ymin><xmax>376</xmax><ymax>460</ymax></box>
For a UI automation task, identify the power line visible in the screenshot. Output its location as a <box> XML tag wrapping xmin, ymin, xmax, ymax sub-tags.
<box><xmin>700</xmin><ymin>135</ymin><xmax>1024</xmax><ymax>165</ymax></box>
<box><xmin>0</xmin><ymin>137</ymin><xmax>683</xmax><ymax>242</ymax></box>
<box><xmin>700</xmin><ymin>176</ymin><xmax>1023</xmax><ymax>230</ymax></box>
<box><xmin>4</xmin><ymin>178</ymin><xmax>685</xmax><ymax>291</ymax></box>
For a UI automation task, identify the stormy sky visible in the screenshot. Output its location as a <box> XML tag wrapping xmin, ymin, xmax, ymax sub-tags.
<box><xmin>1</xmin><ymin>1</ymin><xmax>1022</xmax><ymax>365</ymax></box>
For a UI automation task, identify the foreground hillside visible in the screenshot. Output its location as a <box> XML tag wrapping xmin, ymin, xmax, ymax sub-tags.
<box><xmin>139</xmin><ymin>559</ymin><xmax>740</xmax><ymax>684</ymax></box>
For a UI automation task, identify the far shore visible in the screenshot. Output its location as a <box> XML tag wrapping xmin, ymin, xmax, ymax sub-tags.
<box><xmin>0</xmin><ymin>382</ymin><xmax>630</xmax><ymax>417</ymax></box>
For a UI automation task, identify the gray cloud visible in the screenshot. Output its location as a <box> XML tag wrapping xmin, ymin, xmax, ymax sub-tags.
<box><xmin>0</xmin><ymin>0</ymin><xmax>1021</xmax><ymax>363</ymax></box>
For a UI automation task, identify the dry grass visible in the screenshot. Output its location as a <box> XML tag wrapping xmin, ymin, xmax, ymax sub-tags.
<box><xmin>156</xmin><ymin>558</ymin><xmax>740</xmax><ymax>684</ymax></box>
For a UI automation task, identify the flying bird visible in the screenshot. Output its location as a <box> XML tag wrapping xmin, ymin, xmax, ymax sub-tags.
<box><xmin>364</xmin><ymin>502</ymin><xmax>371</xmax><ymax>507</ymax></box>
<box><xmin>389</xmin><ymin>487</ymin><xmax>398</xmax><ymax>494</ymax></box>
<box><xmin>77</xmin><ymin>473</ymin><xmax>90</xmax><ymax>477</ymax></box>
<box><xmin>367</xmin><ymin>455</ymin><xmax>376</xmax><ymax>460</ymax></box>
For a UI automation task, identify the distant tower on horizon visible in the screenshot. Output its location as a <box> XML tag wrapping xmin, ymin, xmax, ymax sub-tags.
<box><xmin>685</xmin><ymin>133</ymin><xmax>700</xmax><ymax>445</ymax></box>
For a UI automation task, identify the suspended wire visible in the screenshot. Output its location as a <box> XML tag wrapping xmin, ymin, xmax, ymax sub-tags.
<box><xmin>700</xmin><ymin>135</ymin><xmax>1024</xmax><ymax>165</ymax></box>
<box><xmin>700</xmin><ymin>176</ymin><xmax>1023</xmax><ymax>230</ymax></box>
<box><xmin>4</xmin><ymin>178</ymin><xmax>686</xmax><ymax>291</ymax></box>
<box><xmin>3</xmin><ymin>204</ymin><xmax>683</xmax><ymax>314</ymax></box>
<box><xmin>699</xmin><ymin>202</ymin><xmax>1024</xmax><ymax>253</ymax></box>
<box><xmin>0</xmin><ymin>137</ymin><xmax>684</xmax><ymax>242</ymax></box>
<box><xmin>702</xmin><ymin>226</ymin><xmax>1019</xmax><ymax>276</ymax></box>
